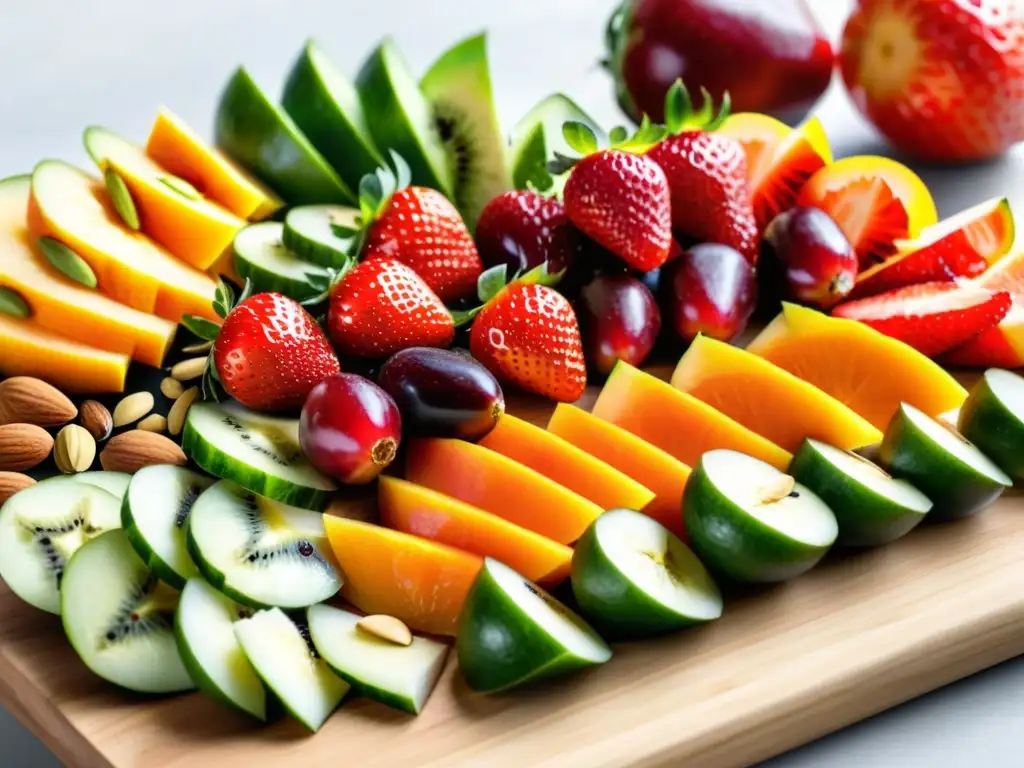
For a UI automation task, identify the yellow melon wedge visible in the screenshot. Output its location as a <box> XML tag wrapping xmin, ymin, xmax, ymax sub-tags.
<box><xmin>671</xmin><ymin>335</ymin><xmax>884</xmax><ymax>452</ymax></box>
<box><xmin>28</xmin><ymin>160</ymin><xmax>219</xmax><ymax>323</ymax></box>
<box><xmin>146</xmin><ymin>107</ymin><xmax>282</xmax><ymax>221</ymax></box>
<box><xmin>748</xmin><ymin>303</ymin><xmax>968</xmax><ymax>430</ymax></box>
<box><xmin>0</xmin><ymin>175</ymin><xmax>175</xmax><ymax>367</ymax></box>
<box><xmin>84</xmin><ymin>126</ymin><xmax>245</xmax><ymax>271</ymax></box>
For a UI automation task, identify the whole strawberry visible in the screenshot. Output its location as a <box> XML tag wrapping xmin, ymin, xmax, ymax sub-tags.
<box><xmin>646</xmin><ymin>81</ymin><xmax>759</xmax><ymax>262</ymax></box>
<box><xmin>328</xmin><ymin>258</ymin><xmax>454</xmax><ymax>359</ymax></box>
<box><xmin>475</xmin><ymin>190</ymin><xmax>583</xmax><ymax>275</ymax></box>
<box><xmin>214</xmin><ymin>292</ymin><xmax>340</xmax><ymax>412</ymax></box>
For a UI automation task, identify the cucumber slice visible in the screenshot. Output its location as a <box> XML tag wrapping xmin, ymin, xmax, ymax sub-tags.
<box><xmin>570</xmin><ymin>509</ymin><xmax>722</xmax><ymax>639</ymax></box>
<box><xmin>75</xmin><ymin>471</ymin><xmax>131</xmax><ymax>501</ymax></box>
<box><xmin>958</xmin><ymin>369</ymin><xmax>1024</xmax><ymax>482</ymax></box>
<box><xmin>234</xmin><ymin>607</ymin><xmax>350</xmax><ymax>732</ymax></box>
<box><xmin>307</xmin><ymin>604</ymin><xmax>449</xmax><ymax>715</ymax></box>
<box><xmin>457</xmin><ymin>558</ymin><xmax>611</xmax><ymax>693</ymax></box>
<box><xmin>789</xmin><ymin>439</ymin><xmax>932</xmax><ymax>547</ymax></box>
<box><xmin>508</xmin><ymin>93</ymin><xmax>603</xmax><ymax>193</ymax></box>
<box><xmin>232</xmin><ymin>222</ymin><xmax>332</xmax><ymax>303</ymax></box>
<box><xmin>61</xmin><ymin>530</ymin><xmax>194</xmax><ymax>694</ymax></box>
<box><xmin>0</xmin><ymin>477</ymin><xmax>122</xmax><ymax>614</ymax></box>
<box><xmin>880</xmin><ymin>403</ymin><xmax>1011</xmax><ymax>520</ymax></box>
<box><xmin>186</xmin><ymin>480</ymin><xmax>341</xmax><ymax>609</ymax></box>
<box><xmin>175</xmin><ymin>578</ymin><xmax>266</xmax><ymax>720</ymax></box>
<box><xmin>683</xmin><ymin>450</ymin><xmax>838</xmax><ymax>583</ymax></box>
<box><xmin>183</xmin><ymin>401</ymin><xmax>337</xmax><ymax>511</ymax></box>
<box><xmin>122</xmin><ymin>465</ymin><xmax>216</xmax><ymax>589</ymax></box>
<box><xmin>281</xmin><ymin>205</ymin><xmax>359</xmax><ymax>268</ymax></box>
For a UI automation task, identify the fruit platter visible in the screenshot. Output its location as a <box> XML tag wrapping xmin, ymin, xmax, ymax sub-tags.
<box><xmin>5</xmin><ymin>2</ymin><xmax>1024</xmax><ymax>765</ymax></box>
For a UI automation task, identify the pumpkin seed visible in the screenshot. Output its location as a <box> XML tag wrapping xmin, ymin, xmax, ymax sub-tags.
<box><xmin>104</xmin><ymin>169</ymin><xmax>140</xmax><ymax>231</ymax></box>
<box><xmin>37</xmin><ymin>238</ymin><xmax>97</xmax><ymax>288</ymax></box>
<box><xmin>0</xmin><ymin>287</ymin><xmax>30</xmax><ymax>318</ymax></box>
<box><xmin>158</xmin><ymin>174</ymin><xmax>201</xmax><ymax>200</ymax></box>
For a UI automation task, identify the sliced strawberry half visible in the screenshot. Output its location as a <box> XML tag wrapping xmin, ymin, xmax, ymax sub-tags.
<box><xmin>942</xmin><ymin>303</ymin><xmax>1024</xmax><ymax>368</ymax></box>
<box><xmin>747</xmin><ymin>118</ymin><xmax>830</xmax><ymax>232</ymax></box>
<box><xmin>832</xmin><ymin>282</ymin><xmax>1012</xmax><ymax>357</ymax></box>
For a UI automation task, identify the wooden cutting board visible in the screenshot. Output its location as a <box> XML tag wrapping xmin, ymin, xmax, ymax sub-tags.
<box><xmin>3</xmin><ymin>368</ymin><xmax>1024</xmax><ymax>768</ymax></box>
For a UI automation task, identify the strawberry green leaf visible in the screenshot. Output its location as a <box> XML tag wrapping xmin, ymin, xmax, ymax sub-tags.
<box><xmin>608</xmin><ymin>125</ymin><xmax>629</xmax><ymax>145</ymax></box>
<box><xmin>213</xmin><ymin>278</ymin><xmax>236</xmax><ymax>319</ymax></box>
<box><xmin>705</xmin><ymin>89</ymin><xmax>731</xmax><ymax>131</ymax></box>
<box><xmin>562</xmin><ymin>121</ymin><xmax>600</xmax><ymax>156</ymax></box>
<box><xmin>664</xmin><ymin>79</ymin><xmax>732</xmax><ymax>134</ymax></box>
<box><xmin>547</xmin><ymin>152</ymin><xmax>580</xmax><ymax>176</ymax></box>
<box><xmin>519</xmin><ymin>260</ymin><xmax>565</xmax><ymax>288</ymax></box>
<box><xmin>236</xmin><ymin>277</ymin><xmax>255</xmax><ymax>306</ymax></box>
<box><xmin>664</xmin><ymin>80</ymin><xmax>692</xmax><ymax>135</ymax></box>
<box><xmin>477</xmin><ymin>263</ymin><xmax>509</xmax><ymax>304</ymax></box>
<box><xmin>451</xmin><ymin>306</ymin><xmax>483</xmax><ymax>328</ymax></box>
<box><xmin>389</xmin><ymin>150</ymin><xmax>412</xmax><ymax>191</ymax></box>
<box><xmin>201</xmin><ymin>356</ymin><xmax>224</xmax><ymax>403</ymax></box>
<box><xmin>181</xmin><ymin>315</ymin><xmax>221</xmax><ymax>342</ymax></box>
<box><xmin>359</xmin><ymin>173</ymin><xmax>385</xmax><ymax>223</ymax></box>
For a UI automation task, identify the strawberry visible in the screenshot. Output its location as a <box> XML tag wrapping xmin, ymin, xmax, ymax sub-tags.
<box><xmin>646</xmin><ymin>81</ymin><xmax>759</xmax><ymax>262</ymax></box>
<box><xmin>832</xmin><ymin>282</ymin><xmax>1012</xmax><ymax>358</ymax></box>
<box><xmin>328</xmin><ymin>258</ymin><xmax>454</xmax><ymax>359</ymax></box>
<box><xmin>475</xmin><ymin>190</ymin><xmax>583</xmax><ymax>275</ymax></box>
<box><xmin>213</xmin><ymin>292</ymin><xmax>340</xmax><ymax>412</ymax></box>
<box><xmin>848</xmin><ymin>243</ymin><xmax>989</xmax><ymax>301</ymax></box>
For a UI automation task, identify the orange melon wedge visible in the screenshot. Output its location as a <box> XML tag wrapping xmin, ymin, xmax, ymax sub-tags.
<box><xmin>478</xmin><ymin>413</ymin><xmax>655</xmax><ymax>511</ymax></box>
<box><xmin>750</xmin><ymin>303</ymin><xmax>968</xmax><ymax>428</ymax></box>
<box><xmin>378</xmin><ymin>477</ymin><xmax>573</xmax><ymax>586</ymax></box>
<box><xmin>405</xmin><ymin>438</ymin><xmax>602</xmax><ymax>545</ymax></box>
<box><xmin>546</xmin><ymin>404</ymin><xmax>691</xmax><ymax>537</ymax></box>
<box><xmin>671</xmin><ymin>335</ymin><xmax>883</xmax><ymax>452</ymax></box>
<box><xmin>323</xmin><ymin>515</ymin><xmax>481</xmax><ymax>637</ymax></box>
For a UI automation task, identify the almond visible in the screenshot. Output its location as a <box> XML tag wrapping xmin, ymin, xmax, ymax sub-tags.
<box><xmin>113</xmin><ymin>391</ymin><xmax>155</xmax><ymax>428</ymax></box>
<box><xmin>356</xmin><ymin>615</ymin><xmax>413</xmax><ymax>647</ymax></box>
<box><xmin>160</xmin><ymin>377</ymin><xmax>185</xmax><ymax>400</ymax></box>
<box><xmin>99</xmin><ymin>431</ymin><xmax>186</xmax><ymax>473</ymax></box>
<box><xmin>0</xmin><ymin>424</ymin><xmax>53</xmax><ymax>472</ymax></box>
<box><xmin>0</xmin><ymin>377</ymin><xmax>77</xmax><ymax>427</ymax></box>
<box><xmin>168</xmin><ymin>386</ymin><xmax>199</xmax><ymax>437</ymax></box>
<box><xmin>171</xmin><ymin>356</ymin><xmax>208</xmax><ymax>382</ymax></box>
<box><xmin>53</xmin><ymin>424</ymin><xmax>97</xmax><ymax>474</ymax></box>
<box><xmin>79</xmin><ymin>400</ymin><xmax>113</xmax><ymax>441</ymax></box>
<box><xmin>137</xmin><ymin>414</ymin><xmax>168</xmax><ymax>434</ymax></box>
<box><xmin>0</xmin><ymin>472</ymin><xmax>35</xmax><ymax>506</ymax></box>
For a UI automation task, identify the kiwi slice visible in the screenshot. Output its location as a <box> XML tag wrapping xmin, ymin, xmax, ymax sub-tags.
<box><xmin>182</xmin><ymin>401</ymin><xmax>337</xmax><ymax>511</ymax></box>
<box><xmin>232</xmin><ymin>221</ymin><xmax>333</xmax><ymax>303</ymax></box>
<box><xmin>75</xmin><ymin>471</ymin><xmax>131</xmax><ymax>501</ymax></box>
<box><xmin>61</xmin><ymin>530</ymin><xmax>195</xmax><ymax>694</ymax></box>
<box><xmin>508</xmin><ymin>93</ymin><xmax>603</xmax><ymax>192</ymax></box>
<box><xmin>281</xmin><ymin>205</ymin><xmax>359</xmax><ymax>268</ymax></box>
<box><xmin>0</xmin><ymin>476</ymin><xmax>123</xmax><ymax>614</ymax></box>
<box><xmin>958</xmin><ymin>369</ymin><xmax>1024</xmax><ymax>482</ymax></box>
<box><xmin>122</xmin><ymin>465</ymin><xmax>216</xmax><ymax>589</ymax></box>
<box><xmin>185</xmin><ymin>480</ymin><xmax>341</xmax><ymax>610</ymax></box>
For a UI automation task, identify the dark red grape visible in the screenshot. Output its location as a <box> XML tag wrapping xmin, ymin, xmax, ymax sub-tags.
<box><xmin>577</xmin><ymin>275</ymin><xmax>661</xmax><ymax>376</ymax></box>
<box><xmin>665</xmin><ymin>243</ymin><xmax>756</xmax><ymax>343</ymax></box>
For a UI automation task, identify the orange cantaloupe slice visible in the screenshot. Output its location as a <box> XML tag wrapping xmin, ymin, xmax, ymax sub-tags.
<box><xmin>0</xmin><ymin>175</ymin><xmax>175</xmax><ymax>367</ymax></box>
<box><xmin>146</xmin><ymin>107</ymin><xmax>282</xmax><ymax>221</ymax></box>
<box><xmin>405</xmin><ymin>438</ymin><xmax>603</xmax><ymax>545</ymax></box>
<box><xmin>28</xmin><ymin>160</ymin><xmax>219</xmax><ymax>323</ymax></box>
<box><xmin>546</xmin><ymin>404</ymin><xmax>691</xmax><ymax>537</ymax></box>
<box><xmin>378</xmin><ymin>477</ymin><xmax>573</xmax><ymax>586</ymax></box>
<box><xmin>477</xmin><ymin>413</ymin><xmax>655</xmax><ymax>512</ymax></box>
<box><xmin>748</xmin><ymin>303</ymin><xmax>968</xmax><ymax>430</ymax></box>
<box><xmin>592</xmin><ymin>362</ymin><xmax>792</xmax><ymax>469</ymax></box>
<box><xmin>85</xmin><ymin>126</ymin><xmax>245</xmax><ymax>271</ymax></box>
<box><xmin>0</xmin><ymin>314</ymin><xmax>129</xmax><ymax>394</ymax></box>
<box><xmin>671</xmin><ymin>335</ymin><xmax>884</xmax><ymax>452</ymax></box>
<box><xmin>323</xmin><ymin>515</ymin><xmax>481</xmax><ymax>637</ymax></box>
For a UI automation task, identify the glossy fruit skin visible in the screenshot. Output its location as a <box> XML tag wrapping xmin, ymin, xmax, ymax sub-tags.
<box><xmin>841</xmin><ymin>0</ymin><xmax>1024</xmax><ymax>162</ymax></box>
<box><xmin>363</xmin><ymin>186</ymin><xmax>482</xmax><ymax>301</ymax></box>
<box><xmin>607</xmin><ymin>0</ymin><xmax>834</xmax><ymax>124</ymax></box>
<box><xmin>214</xmin><ymin>292</ymin><xmax>341</xmax><ymax>413</ymax></box>
<box><xmin>577</xmin><ymin>275</ymin><xmax>661</xmax><ymax>376</ymax></box>
<box><xmin>563</xmin><ymin>150</ymin><xmax>673</xmax><ymax>271</ymax></box>
<box><xmin>475</xmin><ymin>191</ymin><xmax>582</xmax><ymax>276</ymax></box>
<box><xmin>328</xmin><ymin>258</ymin><xmax>455</xmax><ymax>359</ymax></box>
<box><xmin>664</xmin><ymin>244</ymin><xmax>756</xmax><ymax>343</ymax></box>
<box><xmin>299</xmin><ymin>373</ymin><xmax>402</xmax><ymax>485</ymax></box>
<box><xmin>377</xmin><ymin>347</ymin><xmax>505</xmax><ymax>441</ymax></box>
<box><xmin>761</xmin><ymin>207</ymin><xmax>858</xmax><ymax>309</ymax></box>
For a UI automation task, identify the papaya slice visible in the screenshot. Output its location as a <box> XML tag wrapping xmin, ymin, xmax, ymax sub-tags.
<box><xmin>477</xmin><ymin>413</ymin><xmax>655</xmax><ymax>512</ymax></box>
<box><xmin>592</xmin><ymin>362</ymin><xmax>792</xmax><ymax>470</ymax></box>
<box><xmin>750</xmin><ymin>303</ymin><xmax>968</xmax><ymax>428</ymax></box>
<box><xmin>546</xmin><ymin>404</ymin><xmax>691</xmax><ymax>537</ymax></box>
<box><xmin>405</xmin><ymin>438</ymin><xmax>602</xmax><ymax>545</ymax></box>
<box><xmin>671</xmin><ymin>335</ymin><xmax>883</xmax><ymax>452</ymax></box>
<box><xmin>378</xmin><ymin>477</ymin><xmax>573</xmax><ymax>586</ymax></box>
<box><xmin>323</xmin><ymin>515</ymin><xmax>481</xmax><ymax>637</ymax></box>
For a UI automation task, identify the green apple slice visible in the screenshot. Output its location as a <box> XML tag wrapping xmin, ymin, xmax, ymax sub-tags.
<box><xmin>307</xmin><ymin>604</ymin><xmax>449</xmax><ymax>715</ymax></box>
<box><xmin>186</xmin><ymin>480</ymin><xmax>341</xmax><ymax>610</ymax></box>
<box><xmin>683</xmin><ymin>450</ymin><xmax>839</xmax><ymax>583</ymax></box>
<box><xmin>234</xmin><ymin>607</ymin><xmax>350</xmax><ymax>732</ymax></box>
<box><xmin>958</xmin><ymin>368</ymin><xmax>1024</xmax><ymax>482</ymax></box>
<box><xmin>232</xmin><ymin>221</ymin><xmax>332</xmax><ymax>303</ymax></box>
<box><xmin>61</xmin><ymin>530</ymin><xmax>195</xmax><ymax>694</ymax></box>
<box><xmin>281</xmin><ymin>205</ymin><xmax>359</xmax><ymax>268</ymax></box>
<box><xmin>570</xmin><ymin>509</ymin><xmax>722</xmax><ymax>639</ymax></box>
<box><xmin>74</xmin><ymin>471</ymin><xmax>131</xmax><ymax>501</ymax></box>
<box><xmin>789</xmin><ymin>439</ymin><xmax>933</xmax><ymax>547</ymax></box>
<box><xmin>121</xmin><ymin>465</ymin><xmax>216</xmax><ymax>589</ymax></box>
<box><xmin>880</xmin><ymin>402</ymin><xmax>1011</xmax><ymax>520</ymax></box>
<box><xmin>182</xmin><ymin>400</ymin><xmax>337</xmax><ymax>511</ymax></box>
<box><xmin>175</xmin><ymin>578</ymin><xmax>266</xmax><ymax>720</ymax></box>
<box><xmin>508</xmin><ymin>93</ymin><xmax>602</xmax><ymax>193</ymax></box>
<box><xmin>457</xmin><ymin>558</ymin><xmax>611</xmax><ymax>694</ymax></box>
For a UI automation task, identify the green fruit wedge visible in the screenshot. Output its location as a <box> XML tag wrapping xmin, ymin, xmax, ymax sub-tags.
<box><xmin>958</xmin><ymin>368</ymin><xmax>1024</xmax><ymax>482</ymax></box>
<box><xmin>789</xmin><ymin>439</ymin><xmax>933</xmax><ymax>547</ymax></box>
<box><xmin>683</xmin><ymin>449</ymin><xmax>839</xmax><ymax>583</ymax></box>
<box><xmin>508</xmin><ymin>93</ymin><xmax>602</xmax><ymax>192</ymax></box>
<box><xmin>281</xmin><ymin>205</ymin><xmax>359</xmax><ymax>268</ymax></box>
<box><xmin>571</xmin><ymin>509</ymin><xmax>722</xmax><ymax>639</ymax></box>
<box><xmin>215</xmin><ymin>66</ymin><xmax>354</xmax><ymax>205</ymax></box>
<box><xmin>232</xmin><ymin>221</ymin><xmax>332</xmax><ymax>303</ymax></box>
<box><xmin>74</xmin><ymin>471</ymin><xmax>131</xmax><ymax>501</ymax></box>
<box><xmin>880</xmin><ymin>403</ymin><xmax>1011</xmax><ymax>520</ymax></box>
<box><xmin>457</xmin><ymin>558</ymin><xmax>611</xmax><ymax>693</ymax></box>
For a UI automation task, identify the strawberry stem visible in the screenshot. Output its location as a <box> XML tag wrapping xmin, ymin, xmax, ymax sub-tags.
<box><xmin>664</xmin><ymin>79</ymin><xmax>731</xmax><ymax>134</ymax></box>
